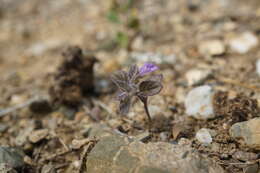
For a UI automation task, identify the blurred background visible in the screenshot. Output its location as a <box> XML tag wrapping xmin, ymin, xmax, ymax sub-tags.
<box><xmin>0</xmin><ymin>0</ymin><xmax>260</xmax><ymax>172</ymax></box>
<box><xmin>0</xmin><ymin>0</ymin><xmax>259</xmax><ymax>78</ymax></box>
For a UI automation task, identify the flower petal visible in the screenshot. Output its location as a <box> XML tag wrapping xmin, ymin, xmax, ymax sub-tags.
<box><xmin>139</xmin><ymin>63</ymin><xmax>159</xmax><ymax>76</ymax></box>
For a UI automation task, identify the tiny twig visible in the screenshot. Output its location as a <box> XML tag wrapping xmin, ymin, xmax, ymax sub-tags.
<box><xmin>83</xmin><ymin>106</ymin><xmax>100</xmax><ymax>122</ymax></box>
<box><xmin>0</xmin><ymin>96</ymin><xmax>39</xmax><ymax>117</ymax></box>
<box><xmin>50</xmin><ymin>131</ymin><xmax>70</xmax><ymax>151</ymax></box>
<box><xmin>78</xmin><ymin>139</ymin><xmax>98</xmax><ymax>173</ymax></box>
<box><xmin>58</xmin><ymin>137</ymin><xmax>70</xmax><ymax>151</ymax></box>
<box><xmin>217</xmin><ymin>77</ymin><xmax>260</xmax><ymax>92</ymax></box>
<box><xmin>45</xmin><ymin>149</ymin><xmax>73</xmax><ymax>161</ymax></box>
<box><xmin>55</xmin><ymin>163</ymin><xmax>69</xmax><ymax>170</ymax></box>
<box><xmin>217</xmin><ymin>161</ymin><xmax>255</xmax><ymax>165</ymax></box>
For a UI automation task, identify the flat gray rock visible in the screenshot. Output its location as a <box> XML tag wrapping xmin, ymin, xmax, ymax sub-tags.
<box><xmin>0</xmin><ymin>147</ymin><xmax>25</xmax><ymax>170</ymax></box>
<box><xmin>230</xmin><ymin>118</ymin><xmax>260</xmax><ymax>149</ymax></box>
<box><xmin>86</xmin><ymin>134</ymin><xmax>224</xmax><ymax>173</ymax></box>
<box><xmin>0</xmin><ymin>163</ymin><xmax>18</xmax><ymax>173</ymax></box>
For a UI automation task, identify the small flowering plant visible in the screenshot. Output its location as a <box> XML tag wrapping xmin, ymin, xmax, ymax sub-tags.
<box><xmin>111</xmin><ymin>63</ymin><xmax>163</xmax><ymax>122</ymax></box>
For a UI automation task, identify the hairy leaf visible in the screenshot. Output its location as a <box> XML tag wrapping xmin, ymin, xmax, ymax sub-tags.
<box><xmin>119</xmin><ymin>95</ymin><xmax>131</xmax><ymax>115</ymax></box>
<box><xmin>138</xmin><ymin>80</ymin><xmax>162</xmax><ymax>96</ymax></box>
<box><xmin>128</xmin><ymin>64</ymin><xmax>139</xmax><ymax>82</ymax></box>
<box><xmin>111</xmin><ymin>71</ymin><xmax>131</xmax><ymax>92</ymax></box>
<box><xmin>116</xmin><ymin>91</ymin><xmax>127</xmax><ymax>101</ymax></box>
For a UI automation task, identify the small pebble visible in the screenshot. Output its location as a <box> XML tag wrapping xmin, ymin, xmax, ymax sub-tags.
<box><xmin>131</xmin><ymin>52</ymin><xmax>176</xmax><ymax>65</ymax></box>
<box><xmin>0</xmin><ymin>163</ymin><xmax>17</xmax><ymax>173</ymax></box>
<box><xmin>135</xmin><ymin>131</ymin><xmax>151</xmax><ymax>142</ymax></box>
<box><xmin>185</xmin><ymin>85</ymin><xmax>215</xmax><ymax>119</ymax></box>
<box><xmin>71</xmin><ymin>138</ymin><xmax>90</xmax><ymax>149</ymax></box>
<box><xmin>0</xmin><ymin>124</ymin><xmax>8</xmax><ymax>133</ymax></box>
<box><xmin>59</xmin><ymin>106</ymin><xmax>77</xmax><ymax>120</ymax></box>
<box><xmin>29</xmin><ymin>129</ymin><xmax>49</xmax><ymax>143</ymax></box>
<box><xmin>159</xmin><ymin>132</ymin><xmax>169</xmax><ymax>141</ymax></box>
<box><xmin>131</xmin><ymin>36</ymin><xmax>144</xmax><ymax>51</ymax></box>
<box><xmin>229</xmin><ymin>118</ymin><xmax>260</xmax><ymax>149</ymax></box>
<box><xmin>256</xmin><ymin>59</ymin><xmax>260</xmax><ymax>77</ymax></box>
<box><xmin>195</xmin><ymin>128</ymin><xmax>212</xmax><ymax>145</ymax></box>
<box><xmin>147</xmin><ymin>105</ymin><xmax>162</xmax><ymax>119</ymax></box>
<box><xmin>27</xmin><ymin>42</ymin><xmax>47</xmax><ymax>56</ymax></box>
<box><xmin>232</xmin><ymin>151</ymin><xmax>258</xmax><ymax>161</ymax></box>
<box><xmin>94</xmin><ymin>78</ymin><xmax>113</xmax><ymax>94</ymax></box>
<box><xmin>15</xmin><ymin>126</ymin><xmax>34</xmax><ymax>146</ymax></box>
<box><xmin>26</xmin><ymin>40</ymin><xmax>62</xmax><ymax>56</ymax></box>
<box><xmin>23</xmin><ymin>156</ymin><xmax>34</xmax><ymax>165</ymax></box>
<box><xmin>199</xmin><ymin>40</ymin><xmax>225</xmax><ymax>56</ymax></box>
<box><xmin>41</xmin><ymin>164</ymin><xmax>55</xmax><ymax>173</ymax></box>
<box><xmin>72</xmin><ymin>160</ymin><xmax>81</xmax><ymax>169</ymax></box>
<box><xmin>10</xmin><ymin>95</ymin><xmax>27</xmax><ymax>105</ymax></box>
<box><xmin>243</xmin><ymin>164</ymin><xmax>258</xmax><ymax>173</ymax></box>
<box><xmin>220</xmin><ymin>153</ymin><xmax>229</xmax><ymax>160</ymax></box>
<box><xmin>185</xmin><ymin>68</ymin><xmax>212</xmax><ymax>86</ymax></box>
<box><xmin>229</xmin><ymin>32</ymin><xmax>258</xmax><ymax>54</ymax></box>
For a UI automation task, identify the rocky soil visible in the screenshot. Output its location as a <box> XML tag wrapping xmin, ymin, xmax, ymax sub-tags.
<box><xmin>0</xmin><ymin>0</ymin><xmax>260</xmax><ymax>173</ymax></box>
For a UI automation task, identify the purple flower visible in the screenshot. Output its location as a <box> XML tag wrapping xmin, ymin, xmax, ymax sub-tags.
<box><xmin>139</xmin><ymin>63</ymin><xmax>159</xmax><ymax>76</ymax></box>
<box><xmin>111</xmin><ymin>63</ymin><xmax>163</xmax><ymax>122</ymax></box>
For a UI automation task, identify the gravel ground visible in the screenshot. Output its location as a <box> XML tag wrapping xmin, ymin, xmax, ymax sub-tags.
<box><xmin>0</xmin><ymin>0</ymin><xmax>260</xmax><ymax>172</ymax></box>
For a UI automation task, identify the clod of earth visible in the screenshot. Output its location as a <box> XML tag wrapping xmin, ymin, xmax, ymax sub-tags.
<box><xmin>49</xmin><ymin>46</ymin><xmax>97</xmax><ymax>107</ymax></box>
<box><xmin>213</xmin><ymin>91</ymin><xmax>258</xmax><ymax>124</ymax></box>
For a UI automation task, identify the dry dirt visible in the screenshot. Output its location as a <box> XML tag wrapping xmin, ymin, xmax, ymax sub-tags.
<box><xmin>0</xmin><ymin>0</ymin><xmax>260</xmax><ymax>172</ymax></box>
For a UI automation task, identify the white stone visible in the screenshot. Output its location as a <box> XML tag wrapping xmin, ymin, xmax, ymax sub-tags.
<box><xmin>196</xmin><ymin>128</ymin><xmax>212</xmax><ymax>145</ymax></box>
<box><xmin>229</xmin><ymin>32</ymin><xmax>258</xmax><ymax>54</ymax></box>
<box><xmin>10</xmin><ymin>95</ymin><xmax>27</xmax><ymax>105</ymax></box>
<box><xmin>26</xmin><ymin>40</ymin><xmax>63</xmax><ymax>56</ymax></box>
<box><xmin>185</xmin><ymin>68</ymin><xmax>212</xmax><ymax>86</ymax></box>
<box><xmin>132</xmin><ymin>36</ymin><xmax>144</xmax><ymax>51</ymax></box>
<box><xmin>199</xmin><ymin>40</ymin><xmax>225</xmax><ymax>56</ymax></box>
<box><xmin>256</xmin><ymin>59</ymin><xmax>260</xmax><ymax>77</ymax></box>
<box><xmin>185</xmin><ymin>85</ymin><xmax>215</xmax><ymax>119</ymax></box>
<box><xmin>131</xmin><ymin>52</ymin><xmax>176</xmax><ymax>65</ymax></box>
<box><xmin>148</xmin><ymin>105</ymin><xmax>162</xmax><ymax>118</ymax></box>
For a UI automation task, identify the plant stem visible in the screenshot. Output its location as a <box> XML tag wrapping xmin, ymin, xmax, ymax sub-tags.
<box><xmin>142</xmin><ymin>98</ymin><xmax>151</xmax><ymax>122</ymax></box>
